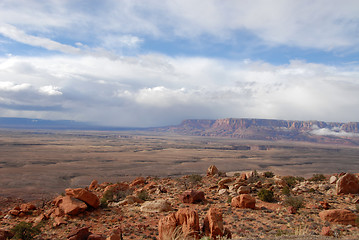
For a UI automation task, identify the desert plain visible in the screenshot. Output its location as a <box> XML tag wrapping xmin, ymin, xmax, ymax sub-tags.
<box><xmin>1</xmin><ymin>128</ymin><xmax>359</xmax><ymax>200</ymax></box>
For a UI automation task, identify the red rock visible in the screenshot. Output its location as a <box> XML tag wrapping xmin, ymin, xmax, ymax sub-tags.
<box><xmin>104</xmin><ymin>183</ymin><xmax>130</xmax><ymax>193</ymax></box>
<box><xmin>88</xmin><ymin>234</ymin><xmax>106</xmax><ymax>240</ymax></box>
<box><xmin>180</xmin><ymin>190</ymin><xmax>205</xmax><ymax>204</ymax></box>
<box><xmin>20</xmin><ymin>203</ymin><xmax>36</xmax><ymax>212</ymax></box>
<box><xmin>9</xmin><ymin>209</ymin><xmax>20</xmax><ymax>216</ymax></box>
<box><xmin>287</xmin><ymin>206</ymin><xmax>297</xmax><ymax>214</ymax></box>
<box><xmin>207</xmin><ymin>165</ymin><xmax>219</xmax><ymax>176</ymax></box>
<box><xmin>53</xmin><ymin>216</ymin><xmax>66</xmax><ymax>227</ymax></box>
<box><xmin>319</xmin><ymin>209</ymin><xmax>357</xmax><ymax>225</ymax></box>
<box><xmin>320</xmin><ymin>226</ymin><xmax>333</xmax><ymax>236</ymax></box>
<box><xmin>336</xmin><ymin>173</ymin><xmax>359</xmax><ymax>195</ymax></box>
<box><xmin>0</xmin><ymin>229</ymin><xmax>14</xmax><ymax>240</ymax></box>
<box><xmin>320</xmin><ymin>201</ymin><xmax>330</xmax><ymax>210</ymax></box>
<box><xmin>106</xmin><ymin>227</ymin><xmax>123</xmax><ymax>240</ymax></box>
<box><xmin>59</xmin><ymin>196</ymin><xmax>87</xmax><ymax>216</ymax></box>
<box><xmin>239</xmin><ymin>173</ymin><xmax>248</xmax><ymax>181</ymax></box>
<box><xmin>237</xmin><ymin>186</ymin><xmax>250</xmax><ymax>194</ymax></box>
<box><xmin>231</xmin><ymin>194</ymin><xmax>256</xmax><ymax>209</ymax></box>
<box><xmin>67</xmin><ymin>227</ymin><xmax>91</xmax><ymax>240</ymax></box>
<box><xmin>89</xmin><ymin>180</ymin><xmax>98</xmax><ymax>190</ymax></box>
<box><xmin>129</xmin><ymin>177</ymin><xmax>146</xmax><ymax>187</ymax></box>
<box><xmin>175</xmin><ymin>208</ymin><xmax>200</xmax><ymax>239</ymax></box>
<box><xmin>66</xmin><ymin>188</ymin><xmax>100</xmax><ymax>208</ymax></box>
<box><xmin>203</xmin><ymin>207</ymin><xmax>224</xmax><ymax>239</ymax></box>
<box><xmin>158</xmin><ymin>213</ymin><xmax>178</xmax><ymax>240</ymax></box>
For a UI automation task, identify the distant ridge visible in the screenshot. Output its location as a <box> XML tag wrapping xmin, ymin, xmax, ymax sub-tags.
<box><xmin>155</xmin><ymin>118</ymin><xmax>359</xmax><ymax>145</ymax></box>
<box><xmin>0</xmin><ymin>117</ymin><xmax>139</xmax><ymax>131</ymax></box>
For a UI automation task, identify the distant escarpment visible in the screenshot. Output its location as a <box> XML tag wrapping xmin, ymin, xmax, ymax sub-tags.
<box><xmin>156</xmin><ymin>118</ymin><xmax>359</xmax><ymax>145</ymax></box>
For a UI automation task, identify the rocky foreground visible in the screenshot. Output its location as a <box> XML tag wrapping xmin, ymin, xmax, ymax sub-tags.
<box><xmin>1</xmin><ymin>166</ymin><xmax>359</xmax><ymax>239</ymax></box>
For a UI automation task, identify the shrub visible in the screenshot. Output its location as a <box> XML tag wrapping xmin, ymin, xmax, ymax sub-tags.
<box><xmin>308</xmin><ymin>173</ymin><xmax>326</xmax><ymax>182</ymax></box>
<box><xmin>282</xmin><ymin>186</ymin><xmax>291</xmax><ymax>196</ymax></box>
<box><xmin>258</xmin><ymin>189</ymin><xmax>275</xmax><ymax>202</ymax></box>
<box><xmin>187</xmin><ymin>174</ymin><xmax>202</xmax><ymax>184</ymax></box>
<box><xmin>137</xmin><ymin>190</ymin><xmax>150</xmax><ymax>201</ymax></box>
<box><xmin>283</xmin><ymin>196</ymin><xmax>305</xmax><ymax>210</ymax></box>
<box><xmin>264</xmin><ymin>171</ymin><xmax>275</xmax><ymax>178</ymax></box>
<box><xmin>282</xmin><ymin>176</ymin><xmax>297</xmax><ymax>188</ymax></box>
<box><xmin>11</xmin><ymin>222</ymin><xmax>40</xmax><ymax>240</ymax></box>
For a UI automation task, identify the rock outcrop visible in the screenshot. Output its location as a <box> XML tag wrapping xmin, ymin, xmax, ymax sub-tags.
<box><xmin>319</xmin><ymin>209</ymin><xmax>357</xmax><ymax>225</ymax></box>
<box><xmin>336</xmin><ymin>173</ymin><xmax>359</xmax><ymax>195</ymax></box>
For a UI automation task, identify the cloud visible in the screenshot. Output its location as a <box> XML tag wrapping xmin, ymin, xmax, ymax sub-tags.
<box><xmin>0</xmin><ymin>81</ymin><xmax>30</xmax><ymax>91</ymax></box>
<box><xmin>310</xmin><ymin>125</ymin><xmax>359</xmax><ymax>137</ymax></box>
<box><xmin>39</xmin><ymin>85</ymin><xmax>62</xmax><ymax>96</ymax></box>
<box><xmin>0</xmin><ymin>54</ymin><xmax>359</xmax><ymax>127</ymax></box>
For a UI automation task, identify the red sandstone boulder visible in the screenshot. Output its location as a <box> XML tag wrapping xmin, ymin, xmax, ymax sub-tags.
<box><xmin>231</xmin><ymin>194</ymin><xmax>256</xmax><ymax>209</ymax></box>
<box><xmin>66</xmin><ymin>188</ymin><xmax>100</xmax><ymax>208</ymax></box>
<box><xmin>129</xmin><ymin>177</ymin><xmax>146</xmax><ymax>187</ymax></box>
<box><xmin>207</xmin><ymin>165</ymin><xmax>219</xmax><ymax>176</ymax></box>
<box><xmin>336</xmin><ymin>173</ymin><xmax>359</xmax><ymax>195</ymax></box>
<box><xmin>321</xmin><ymin>226</ymin><xmax>333</xmax><ymax>236</ymax></box>
<box><xmin>106</xmin><ymin>228</ymin><xmax>123</xmax><ymax>240</ymax></box>
<box><xmin>67</xmin><ymin>227</ymin><xmax>91</xmax><ymax>240</ymax></box>
<box><xmin>203</xmin><ymin>207</ymin><xmax>224</xmax><ymax>239</ymax></box>
<box><xmin>158</xmin><ymin>213</ymin><xmax>178</xmax><ymax>240</ymax></box>
<box><xmin>20</xmin><ymin>203</ymin><xmax>36</xmax><ymax>212</ymax></box>
<box><xmin>59</xmin><ymin>196</ymin><xmax>87</xmax><ymax>216</ymax></box>
<box><xmin>319</xmin><ymin>209</ymin><xmax>357</xmax><ymax>225</ymax></box>
<box><xmin>175</xmin><ymin>208</ymin><xmax>200</xmax><ymax>239</ymax></box>
<box><xmin>180</xmin><ymin>190</ymin><xmax>205</xmax><ymax>204</ymax></box>
<box><xmin>89</xmin><ymin>180</ymin><xmax>98</xmax><ymax>190</ymax></box>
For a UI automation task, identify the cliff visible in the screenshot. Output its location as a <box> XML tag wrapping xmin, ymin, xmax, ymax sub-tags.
<box><xmin>157</xmin><ymin>118</ymin><xmax>359</xmax><ymax>145</ymax></box>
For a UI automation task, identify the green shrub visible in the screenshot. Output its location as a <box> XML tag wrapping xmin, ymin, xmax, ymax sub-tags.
<box><xmin>282</xmin><ymin>186</ymin><xmax>291</xmax><ymax>196</ymax></box>
<box><xmin>187</xmin><ymin>174</ymin><xmax>202</xmax><ymax>184</ymax></box>
<box><xmin>11</xmin><ymin>222</ymin><xmax>40</xmax><ymax>240</ymax></box>
<box><xmin>282</xmin><ymin>176</ymin><xmax>297</xmax><ymax>188</ymax></box>
<box><xmin>264</xmin><ymin>171</ymin><xmax>275</xmax><ymax>178</ymax></box>
<box><xmin>137</xmin><ymin>190</ymin><xmax>150</xmax><ymax>201</ymax></box>
<box><xmin>258</xmin><ymin>189</ymin><xmax>275</xmax><ymax>202</ymax></box>
<box><xmin>308</xmin><ymin>173</ymin><xmax>326</xmax><ymax>182</ymax></box>
<box><xmin>283</xmin><ymin>196</ymin><xmax>305</xmax><ymax>210</ymax></box>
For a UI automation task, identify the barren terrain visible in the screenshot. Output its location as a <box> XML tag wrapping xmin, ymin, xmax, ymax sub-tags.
<box><xmin>1</xmin><ymin>129</ymin><xmax>359</xmax><ymax>200</ymax></box>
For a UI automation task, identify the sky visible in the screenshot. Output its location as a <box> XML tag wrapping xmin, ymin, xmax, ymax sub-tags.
<box><xmin>0</xmin><ymin>0</ymin><xmax>359</xmax><ymax>127</ymax></box>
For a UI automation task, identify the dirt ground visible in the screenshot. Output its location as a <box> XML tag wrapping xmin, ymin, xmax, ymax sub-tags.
<box><xmin>1</xmin><ymin>129</ymin><xmax>359</xmax><ymax>200</ymax></box>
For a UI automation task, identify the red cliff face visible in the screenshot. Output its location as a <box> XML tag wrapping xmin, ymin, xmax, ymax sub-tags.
<box><xmin>163</xmin><ymin>118</ymin><xmax>359</xmax><ymax>145</ymax></box>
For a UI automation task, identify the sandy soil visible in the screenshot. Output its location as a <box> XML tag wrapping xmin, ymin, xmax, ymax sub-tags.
<box><xmin>1</xmin><ymin>129</ymin><xmax>359</xmax><ymax>200</ymax></box>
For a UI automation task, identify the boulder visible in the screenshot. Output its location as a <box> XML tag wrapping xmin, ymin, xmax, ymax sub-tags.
<box><xmin>207</xmin><ymin>165</ymin><xmax>219</xmax><ymax>176</ymax></box>
<box><xmin>231</xmin><ymin>194</ymin><xmax>256</xmax><ymax>209</ymax></box>
<box><xmin>59</xmin><ymin>196</ymin><xmax>87</xmax><ymax>216</ymax></box>
<box><xmin>140</xmin><ymin>199</ymin><xmax>173</xmax><ymax>213</ymax></box>
<box><xmin>89</xmin><ymin>180</ymin><xmax>98</xmax><ymax>190</ymax></box>
<box><xmin>180</xmin><ymin>190</ymin><xmax>205</xmax><ymax>204</ymax></box>
<box><xmin>104</xmin><ymin>183</ymin><xmax>130</xmax><ymax>193</ymax></box>
<box><xmin>66</xmin><ymin>188</ymin><xmax>100</xmax><ymax>208</ymax></box>
<box><xmin>237</xmin><ymin>186</ymin><xmax>250</xmax><ymax>194</ymax></box>
<box><xmin>319</xmin><ymin>209</ymin><xmax>357</xmax><ymax>225</ymax></box>
<box><xmin>320</xmin><ymin>226</ymin><xmax>333</xmax><ymax>236</ymax></box>
<box><xmin>175</xmin><ymin>208</ymin><xmax>200</xmax><ymax>239</ymax></box>
<box><xmin>329</xmin><ymin>176</ymin><xmax>337</xmax><ymax>184</ymax></box>
<box><xmin>88</xmin><ymin>234</ymin><xmax>106</xmax><ymax>240</ymax></box>
<box><xmin>158</xmin><ymin>213</ymin><xmax>178</xmax><ymax>240</ymax></box>
<box><xmin>202</xmin><ymin>207</ymin><xmax>224</xmax><ymax>239</ymax></box>
<box><xmin>20</xmin><ymin>203</ymin><xmax>36</xmax><ymax>212</ymax></box>
<box><xmin>129</xmin><ymin>177</ymin><xmax>146</xmax><ymax>187</ymax></box>
<box><xmin>106</xmin><ymin>228</ymin><xmax>123</xmax><ymax>240</ymax></box>
<box><xmin>67</xmin><ymin>227</ymin><xmax>91</xmax><ymax>240</ymax></box>
<box><xmin>0</xmin><ymin>229</ymin><xmax>14</xmax><ymax>240</ymax></box>
<box><xmin>336</xmin><ymin>173</ymin><xmax>359</xmax><ymax>195</ymax></box>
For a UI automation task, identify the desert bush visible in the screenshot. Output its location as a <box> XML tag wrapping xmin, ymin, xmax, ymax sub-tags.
<box><xmin>258</xmin><ymin>189</ymin><xmax>275</xmax><ymax>202</ymax></box>
<box><xmin>283</xmin><ymin>196</ymin><xmax>305</xmax><ymax>210</ymax></box>
<box><xmin>137</xmin><ymin>190</ymin><xmax>150</xmax><ymax>201</ymax></box>
<box><xmin>187</xmin><ymin>174</ymin><xmax>202</xmax><ymax>184</ymax></box>
<box><xmin>308</xmin><ymin>173</ymin><xmax>326</xmax><ymax>182</ymax></box>
<box><xmin>263</xmin><ymin>171</ymin><xmax>275</xmax><ymax>178</ymax></box>
<box><xmin>281</xmin><ymin>186</ymin><xmax>291</xmax><ymax>196</ymax></box>
<box><xmin>282</xmin><ymin>176</ymin><xmax>297</xmax><ymax>188</ymax></box>
<box><xmin>11</xmin><ymin>222</ymin><xmax>40</xmax><ymax>240</ymax></box>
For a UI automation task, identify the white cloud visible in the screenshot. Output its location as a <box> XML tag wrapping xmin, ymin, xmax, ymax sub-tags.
<box><xmin>39</xmin><ymin>85</ymin><xmax>62</xmax><ymax>96</ymax></box>
<box><xmin>0</xmin><ymin>55</ymin><xmax>358</xmax><ymax>126</ymax></box>
<box><xmin>0</xmin><ymin>81</ymin><xmax>30</xmax><ymax>91</ymax></box>
<box><xmin>310</xmin><ymin>125</ymin><xmax>359</xmax><ymax>137</ymax></box>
